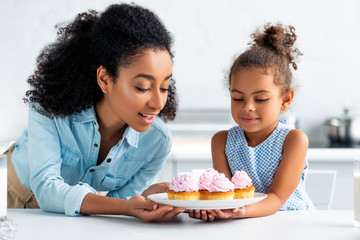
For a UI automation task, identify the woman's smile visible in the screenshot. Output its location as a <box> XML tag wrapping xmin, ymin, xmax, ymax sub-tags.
<box><xmin>138</xmin><ymin>112</ymin><xmax>158</xmax><ymax>124</ymax></box>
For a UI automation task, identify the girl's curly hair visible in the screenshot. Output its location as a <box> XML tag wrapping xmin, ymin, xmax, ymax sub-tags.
<box><xmin>228</xmin><ymin>23</ymin><xmax>303</xmax><ymax>94</ymax></box>
<box><xmin>24</xmin><ymin>3</ymin><xmax>178</xmax><ymax>121</ymax></box>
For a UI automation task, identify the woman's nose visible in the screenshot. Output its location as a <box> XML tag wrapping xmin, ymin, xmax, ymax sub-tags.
<box><xmin>149</xmin><ymin>90</ymin><xmax>167</xmax><ymax>110</ymax></box>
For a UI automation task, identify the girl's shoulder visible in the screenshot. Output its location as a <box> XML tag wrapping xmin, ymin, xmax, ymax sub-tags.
<box><xmin>226</xmin><ymin>125</ymin><xmax>245</xmax><ymax>141</ymax></box>
<box><xmin>283</xmin><ymin>129</ymin><xmax>309</xmax><ymax>149</ymax></box>
<box><xmin>211</xmin><ymin>130</ymin><xmax>229</xmax><ymax>155</ymax></box>
<box><xmin>212</xmin><ymin>130</ymin><xmax>229</xmax><ymax>144</ymax></box>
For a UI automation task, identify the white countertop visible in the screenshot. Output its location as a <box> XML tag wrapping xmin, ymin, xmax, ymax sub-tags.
<box><xmin>170</xmin><ymin>139</ymin><xmax>360</xmax><ymax>162</ymax></box>
<box><xmin>5</xmin><ymin>209</ymin><xmax>359</xmax><ymax>240</ymax></box>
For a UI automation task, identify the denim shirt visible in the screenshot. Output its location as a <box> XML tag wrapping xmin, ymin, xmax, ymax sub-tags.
<box><xmin>10</xmin><ymin>106</ymin><xmax>172</xmax><ymax>216</ymax></box>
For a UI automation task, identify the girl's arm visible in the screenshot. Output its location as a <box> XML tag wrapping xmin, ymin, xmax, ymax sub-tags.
<box><xmin>209</xmin><ymin>129</ymin><xmax>309</xmax><ymax>219</ymax></box>
<box><xmin>188</xmin><ymin>130</ymin><xmax>230</xmax><ymax>221</ymax></box>
<box><xmin>244</xmin><ymin>129</ymin><xmax>308</xmax><ymax>217</ymax></box>
<box><xmin>211</xmin><ymin>130</ymin><xmax>232</xmax><ymax>179</ymax></box>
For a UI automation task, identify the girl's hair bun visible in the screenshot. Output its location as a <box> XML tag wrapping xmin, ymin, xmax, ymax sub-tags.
<box><xmin>250</xmin><ymin>23</ymin><xmax>302</xmax><ymax>70</ymax></box>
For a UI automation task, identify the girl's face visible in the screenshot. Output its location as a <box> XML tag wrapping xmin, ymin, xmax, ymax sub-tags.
<box><xmin>97</xmin><ymin>49</ymin><xmax>172</xmax><ymax>132</ymax></box>
<box><xmin>230</xmin><ymin>67</ymin><xmax>293</xmax><ymax>137</ymax></box>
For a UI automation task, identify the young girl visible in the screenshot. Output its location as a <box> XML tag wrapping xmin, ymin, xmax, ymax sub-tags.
<box><xmin>190</xmin><ymin>23</ymin><xmax>314</xmax><ymax>221</ymax></box>
<box><xmin>7</xmin><ymin>3</ymin><xmax>185</xmax><ymax>222</ymax></box>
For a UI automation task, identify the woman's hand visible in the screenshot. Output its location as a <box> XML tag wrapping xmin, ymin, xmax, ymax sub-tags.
<box><xmin>141</xmin><ymin>182</ymin><xmax>170</xmax><ymax>197</ymax></box>
<box><xmin>188</xmin><ymin>207</ymin><xmax>246</xmax><ymax>221</ymax></box>
<box><xmin>125</xmin><ymin>195</ymin><xmax>185</xmax><ymax>222</ymax></box>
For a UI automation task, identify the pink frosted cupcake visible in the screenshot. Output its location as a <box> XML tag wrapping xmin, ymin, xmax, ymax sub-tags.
<box><xmin>207</xmin><ymin>173</ymin><xmax>235</xmax><ymax>200</ymax></box>
<box><xmin>167</xmin><ymin>172</ymin><xmax>200</xmax><ymax>200</ymax></box>
<box><xmin>231</xmin><ymin>170</ymin><xmax>255</xmax><ymax>199</ymax></box>
<box><xmin>198</xmin><ymin>168</ymin><xmax>219</xmax><ymax>200</ymax></box>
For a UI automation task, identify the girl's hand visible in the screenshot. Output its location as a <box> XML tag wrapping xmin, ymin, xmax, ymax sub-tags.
<box><xmin>188</xmin><ymin>207</ymin><xmax>246</xmax><ymax>221</ymax></box>
<box><xmin>208</xmin><ymin>207</ymin><xmax>246</xmax><ymax>219</ymax></box>
<box><xmin>126</xmin><ymin>195</ymin><xmax>185</xmax><ymax>222</ymax></box>
<box><xmin>188</xmin><ymin>209</ymin><xmax>215</xmax><ymax>221</ymax></box>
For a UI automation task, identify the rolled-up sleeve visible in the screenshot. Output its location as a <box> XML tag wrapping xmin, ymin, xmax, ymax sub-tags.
<box><xmin>64</xmin><ymin>182</ymin><xmax>96</xmax><ymax>216</ymax></box>
<box><xmin>27</xmin><ymin>108</ymin><xmax>96</xmax><ymax>216</ymax></box>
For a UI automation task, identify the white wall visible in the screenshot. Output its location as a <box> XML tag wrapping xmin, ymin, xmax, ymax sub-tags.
<box><xmin>1</xmin><ymin>0</ymin><xmax>360</xmax><ymax>144</ymax></box>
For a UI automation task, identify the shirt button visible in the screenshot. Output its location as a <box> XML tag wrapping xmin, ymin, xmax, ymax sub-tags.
<box><xmin>94</xmin><ymin>143</ymin><xmax>98</xmax><ymax>147</ymax></box>
<box><xmin>106</xmin><ymin>158</ymin><xmax>112</xmax><ymax>163</ymax></box>
<box><xmin>89</xmin><ymin>169</ymin><xmax>95</xmax><ymax>172</ymax></box>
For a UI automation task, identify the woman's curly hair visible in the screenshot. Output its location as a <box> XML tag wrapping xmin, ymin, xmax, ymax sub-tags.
<box><xmin>24</xmin><ymin>3</ymin><xmax>178</xmax><ymax>121</ymax></box>
<box><xmin>228</xmin><ymin>23</ymin><xmax>303</xmax><ymax>94</ymax></box>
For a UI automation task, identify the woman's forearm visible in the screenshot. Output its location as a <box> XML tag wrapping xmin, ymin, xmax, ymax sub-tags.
<box><xmin>80</xmin><ymin>193</ymin><xmax>130</xmax><ymax>215</ymax></box>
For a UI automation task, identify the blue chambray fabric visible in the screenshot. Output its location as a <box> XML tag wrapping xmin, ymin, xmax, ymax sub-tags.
<box><xmin>10</xmin><ymin>105</ymin><xmax>172</xmax><ymax>216</ymax></box>
<box><xmin>225</xmin><ymin>122</ymin><xmax>314</xmax><ymax>210</ymax></box>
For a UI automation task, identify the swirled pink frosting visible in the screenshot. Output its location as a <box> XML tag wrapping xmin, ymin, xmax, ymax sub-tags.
<box><xmin>231</xmin><ymin>170</ymin><xmax>252</xmax><ymax>189</ymax></box>
<box><xmin>169</xmin><ymin>172</ymin><xmax>199</xmax><ymax>192</ymax></box>
<box><xmin>199</xmin><ymin>168</ymin><xmax>219</xmax><ymax>190</ymax></box>
<box><xmin>208</xmin><ymin>173</ymin><xmax>234</xmax><ymax>192</ymax></box>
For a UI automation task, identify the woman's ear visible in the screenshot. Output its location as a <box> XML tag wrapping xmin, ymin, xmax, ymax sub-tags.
<box><xmin>97</xmin><ymin>66</ymin><xmax>112</xmax><ymax>94</ymax></box>
<box><xmin>281</xmin><ymin>88</ymin><xmax>294</xmax><ymax>111</ymax></box>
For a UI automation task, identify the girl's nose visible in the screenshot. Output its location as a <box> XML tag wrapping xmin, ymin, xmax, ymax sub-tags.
<box><xmin>243</xmin><ymin>101</ymin><xmax>255</xmax><ymax>112</ymax></box>
<box><xmin>149</xmin><ymin>90</ymin><xmax>167</xmax><ymax>110</ymax></box>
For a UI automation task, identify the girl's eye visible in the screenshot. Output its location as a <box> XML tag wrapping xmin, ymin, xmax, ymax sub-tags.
<box><xmin>136</xmin><ymin>87</ymin><xmax>150</xmax><ymax>92</ymax></box>
<box><xmin>232</xmin><ymin>98</ymin><xmax>244</xmax><ymax>102</ymax></box>
<box><xmin>255</xmin><ymin>98</ymin><xmax>269</xmax><ymax>103</ymax></box>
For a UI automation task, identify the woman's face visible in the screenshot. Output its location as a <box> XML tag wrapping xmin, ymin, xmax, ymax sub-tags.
<box><xmin>98</xmin><ymin>49</ymin><xmax>172</xmax><ymax>132</ymax></box>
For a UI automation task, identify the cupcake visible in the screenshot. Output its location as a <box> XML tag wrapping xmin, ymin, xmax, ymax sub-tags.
<box><xmin>198</xmin><ymin>168</ymin><xmax>219</xmax><ymax>200</ymax></box>
<box><xmin>231</xmin><ymin>170</ymin><xmax>255</xmax><ymax>199</ymax></box>
<box><xmin>207</xmin><ymin>173</ymin><xmax>235</xmax><ymax>200</ymax></box>
<box><xmin>167</xmin><ymin>172</ymin><xmax>200</xmax><ymax>200</ymax></box>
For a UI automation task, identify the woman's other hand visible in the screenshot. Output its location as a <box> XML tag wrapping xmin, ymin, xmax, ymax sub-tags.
<box><xmin>126</xmin><ymin>195</ymin><xmax>185</xmax><ymax>222</ymax></box>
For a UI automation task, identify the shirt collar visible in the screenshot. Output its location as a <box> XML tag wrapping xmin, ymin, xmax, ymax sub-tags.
<box><xmin>123</xmin><ymin>127</ymin><xmax>139</xmax><ymax>148</ymax></box>
<box><xmin>72</xmin><ymin>106</ymin><xmax>97</xmax><ymax>123</ymax></box>
<box><xmin>73</xmin><ymin>106</ymin><xmax>139</xmax><ymax>148</ymax></box>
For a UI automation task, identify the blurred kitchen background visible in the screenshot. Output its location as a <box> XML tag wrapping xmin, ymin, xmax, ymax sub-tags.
<box><xmin>1</xmin><ymin>0</ymin><xmax>360</xmax><ymax>210</ymax></box>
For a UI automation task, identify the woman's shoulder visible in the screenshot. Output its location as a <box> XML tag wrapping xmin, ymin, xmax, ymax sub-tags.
<box><xmin>29</xmin><ymin>104</ymin><xmax>96</xmax><ymax>123</ymax></box>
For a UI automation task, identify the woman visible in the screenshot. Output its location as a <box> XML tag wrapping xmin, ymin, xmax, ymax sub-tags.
<box><xmin>7</xmin><ymin>3</ymin><xmax>184</xmax><ymax>222</ymax></box>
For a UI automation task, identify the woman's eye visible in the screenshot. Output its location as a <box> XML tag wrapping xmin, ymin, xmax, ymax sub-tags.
<box><xmin>136</xmin><ymin>87</ymin><xmax>150</xmax><ymax>92</ymax></box>
<box><xmin>160</xmin><ymin>88</ymin><xmax>169</xmax><ymax>93</ymax></box>
<box><xmin>255</xmin><ymin>98</ymin><xmax>269</xmax><ymax>102</ymax></box>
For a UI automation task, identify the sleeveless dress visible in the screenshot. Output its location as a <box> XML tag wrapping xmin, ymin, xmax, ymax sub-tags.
<box><xmin>225</xmin><ymin>122</ymin><xmax>314</xmax><ymax>210</ymax></box>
